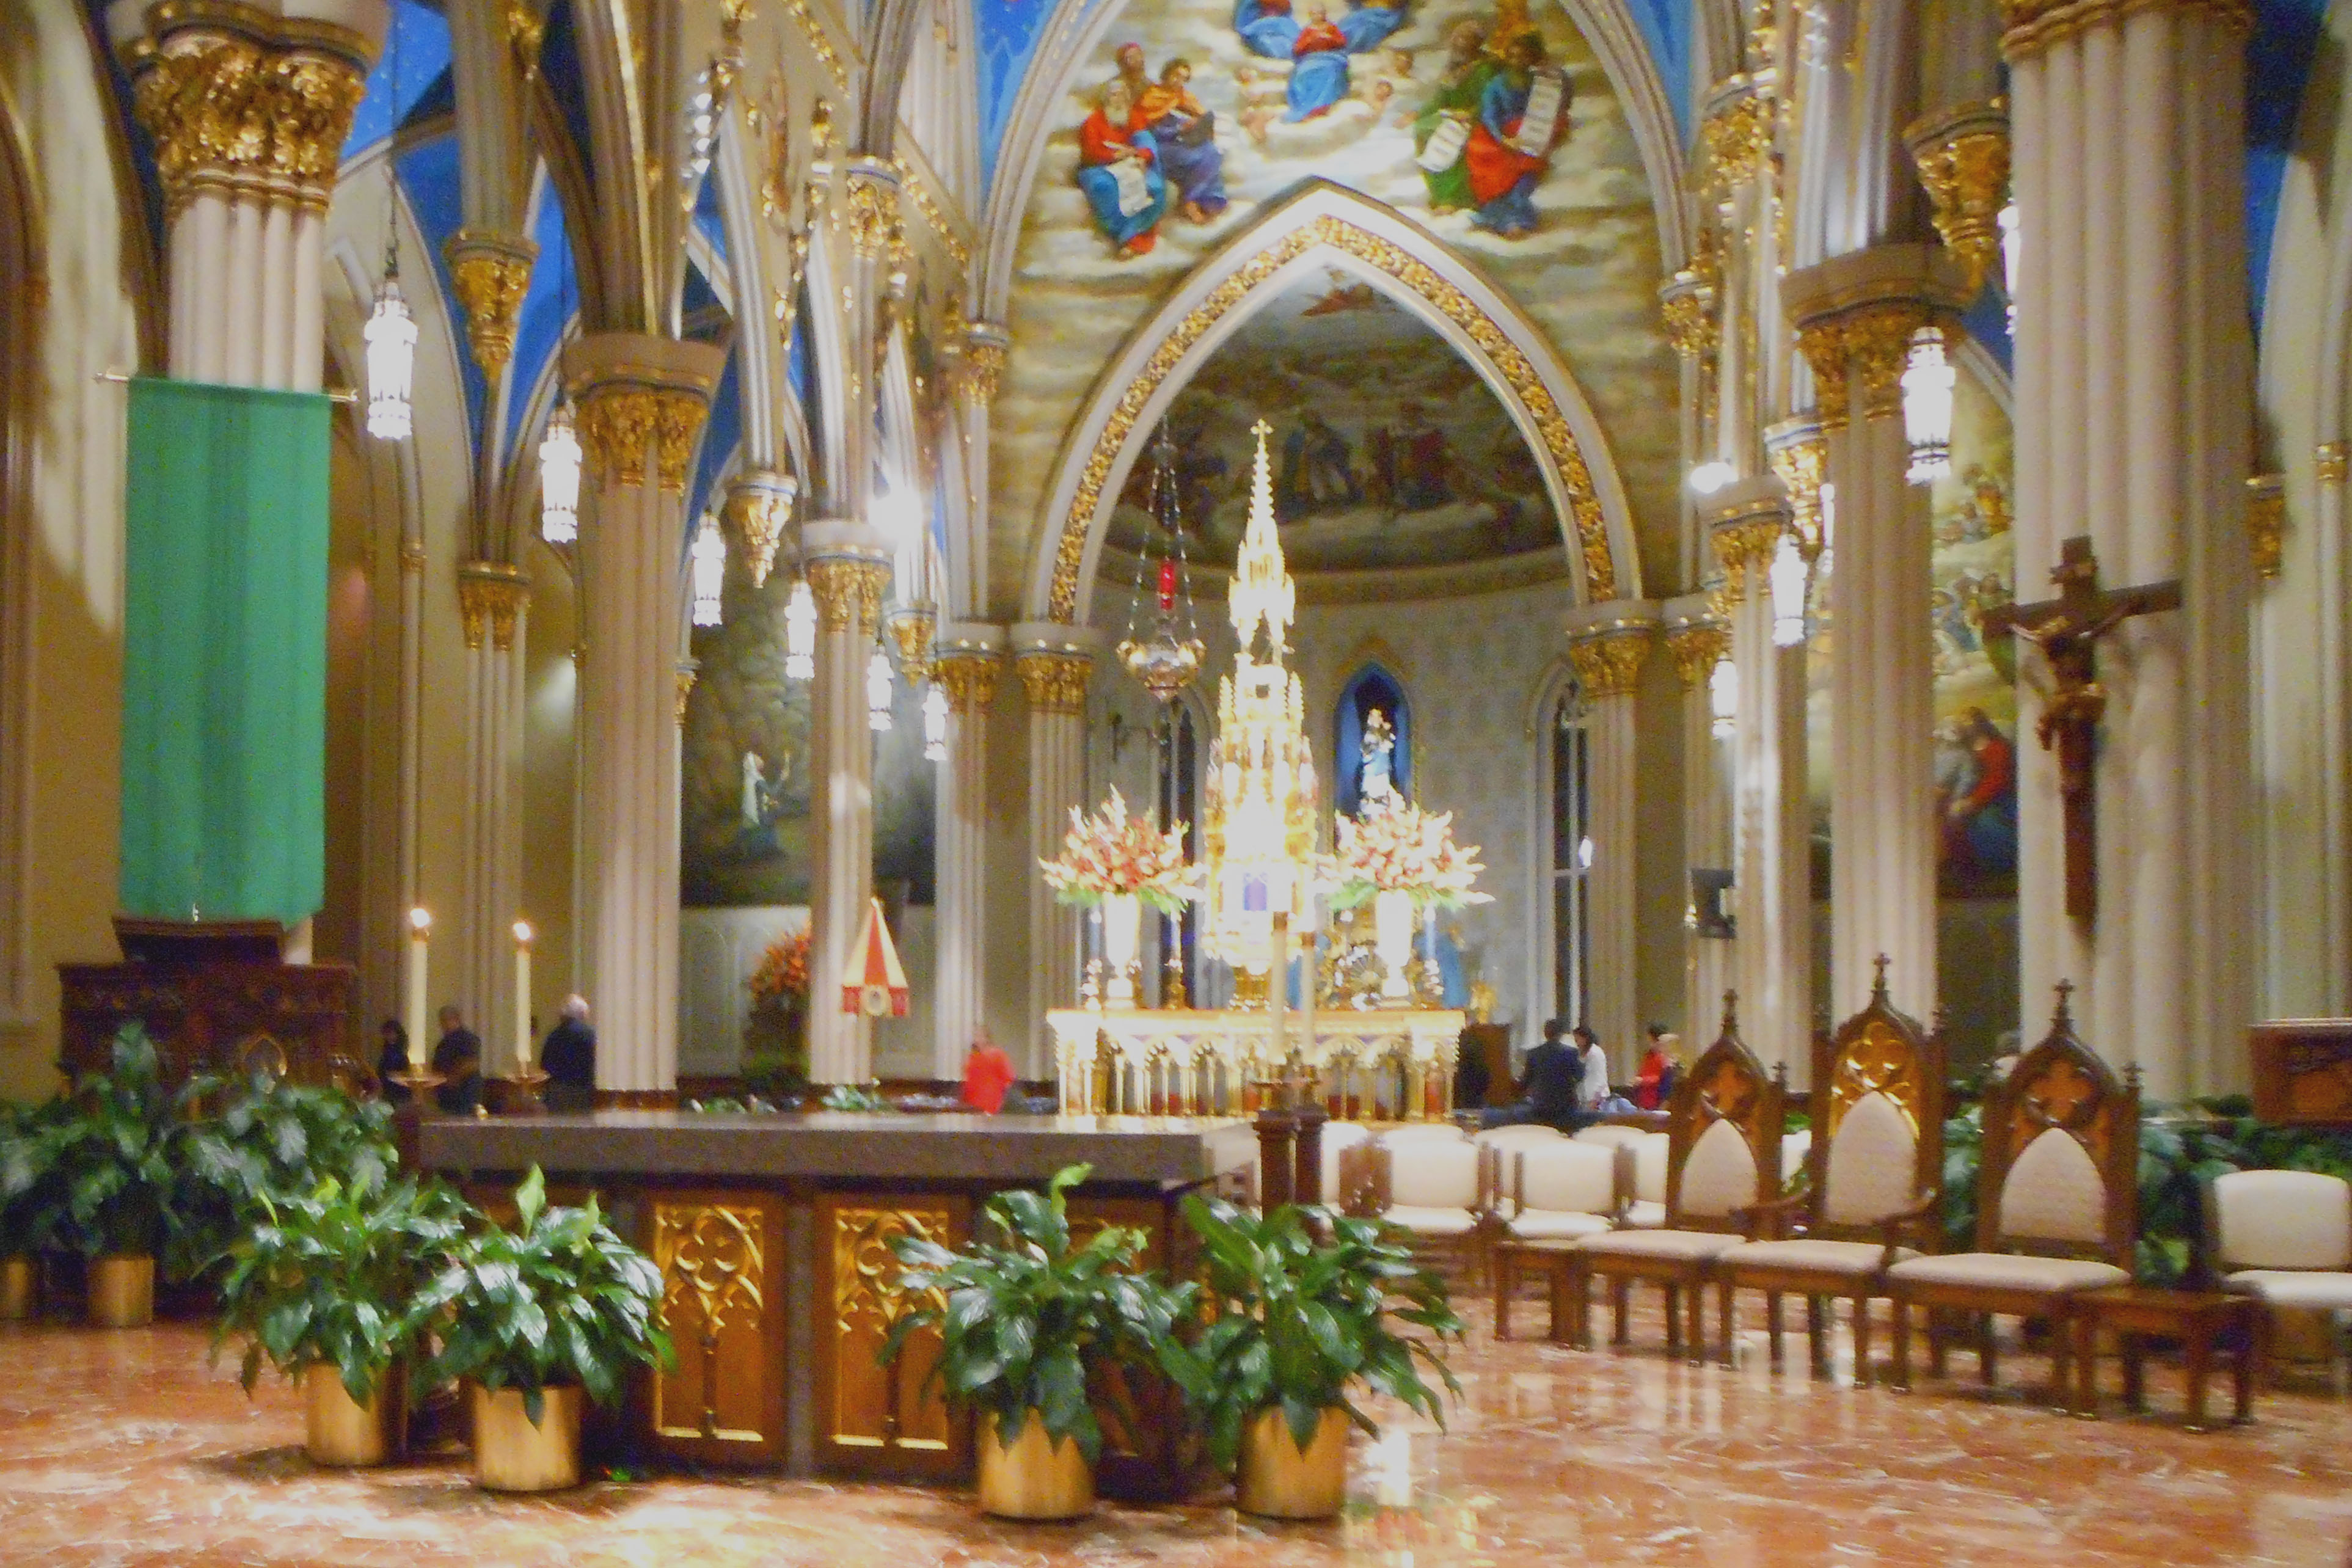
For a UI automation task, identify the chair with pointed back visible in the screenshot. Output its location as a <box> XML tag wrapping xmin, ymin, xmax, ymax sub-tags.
<box><xmin>1886</xmin><ymin>983</ymin><xmax>2137</xmax><ymax>1406</ymax></box>
<box><xmin>1711</xmin><ymin>957</ymin><xmax>1946</xmax><ymax>1382</ymax></box>
<box><xmin>1563</xmin><ymin>994</ymin><xmax>1784</xmax><ymax>1360</ymax></box>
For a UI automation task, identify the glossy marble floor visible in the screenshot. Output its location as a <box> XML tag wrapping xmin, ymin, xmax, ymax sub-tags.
<box><xmin>2</xmin><ymin>1302</ymin><xmax>2348</xmax><ymax>1567</ymax></box>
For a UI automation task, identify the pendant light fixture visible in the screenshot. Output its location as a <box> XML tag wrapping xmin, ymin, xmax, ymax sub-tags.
<box><xmin>866</xmin><ymin>641</ymin><xmax>894</xmax><ymax>731</ymax></box>
<box><xmin>690</xmin><ymin>511</ymin><xmax>727</xmax><ymax>626</ymax></box>
<box><xmin>1902</xmin><ymin>325</ymin><xmax>1955</xmax><ymax>483</ymax></box>
<box><xmin>1769</xmin><ymin>532</ymin><xmax>1809</xmax><ymax>647</ymax></box>
<box><xmin>921</xmin><ymin>682</ymin><xmax>948</xmax><ymax>761</ymax></box>
<box><xmin>540</xmin><ymin>241</ymin><xmax>580</xmax><ymax>543</ymax></box>
<box><xmin>784</xmin><ymin>577</ymin><xmax>816</xmax><ymax>679</ymax></box>
<box><xmin>1709</xmin><ymin>654</ymin><xmax>1737</xmax><ymax>738</ymax></box>
<box><xmin>1687</xmin><ymin>459</ymin><xmax>1736</xmax><ymax>497</ymax></box>
<box><xmin>365</xmin><ymin>16</ymin><xmax>417</xmax><ymax>441</ymax></box>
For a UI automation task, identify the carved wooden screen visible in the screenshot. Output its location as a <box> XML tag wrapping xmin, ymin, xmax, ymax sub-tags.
<box><xmin>1977</xmin><ymin>993</ymin><xmax>2138</xmax><ymax>1266</ymax></box>
<box><xmin>648</xmin><ymin>1189</ymin><xmax>788</xmax><ymax>1467</ymax></box>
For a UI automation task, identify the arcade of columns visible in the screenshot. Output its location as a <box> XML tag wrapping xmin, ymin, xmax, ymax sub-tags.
<box><xmin>109</xmin><ymin>0</ymin><xmax>2259</xmax><ymax>1101</ymax></box>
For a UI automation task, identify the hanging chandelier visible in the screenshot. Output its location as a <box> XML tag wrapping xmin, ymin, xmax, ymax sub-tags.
<box><xmin>1999</xmin><ymin>201</ymin><xmax>2020</xmax><ymax>332</ymax></box>
<box><xmin>1116</xmin><ymin>421</ymin><xmax>1205</xmax><ymax>706</ymax></box>
<box><xmin>784</xmin><ymin>577</ymin><xmax>816</xmax><ymax>679</ymax></box>
<box><xmin>690</xmin><ymin>511</ymin><xmax>727</xmax><ymax>626</ymax></box>
<box><xmin>538</xmin><ymin>401</ymin><xmax>581</xmax><ymax>543</ymax></box>
<box><xmin>1709</xmin><ymin>654</ymin><xmax>1737</xmax><ymax>738</ymax></box>
<box><xmin>1902</xmin><ymin>325</ymin><xmax>1955</xmax><ymax>483</ymax></box>
<box><xmin>365</xmin><ymin>268</ymin><xmax>417</xmax><ymax>440</ymax></box>
<box><xmin>922</xmin><ymin>683</ymin><xmax>948</xmax><ymax>761</ymax></box>
<box><xmin>1770</xmin><ymin>533</ymin><xmax>1810</xmax><ymax>647</ymax></box>
<box><xmin>866</xmin><ymin>642</ymin><xmax>894</xmax><ymax>731</ymax></box>
<box><xmin>1687</xmin><ymin>459</ymin><xmax>1736</xmax><ymax>497</ymax></box>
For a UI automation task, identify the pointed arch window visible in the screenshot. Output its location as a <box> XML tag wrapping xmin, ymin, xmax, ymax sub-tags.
<box><xmin>1335</xmin><ymin>664</ymin><xmax>1409</xmax><ymax>818</ymax></box>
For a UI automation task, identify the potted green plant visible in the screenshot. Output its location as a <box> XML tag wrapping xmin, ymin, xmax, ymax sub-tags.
<box><xmin>412</xmin><ymin>1167</ymin><xmax>671</xmax><ymax>1492</ymax></box>
<box><xmin>0</xmin><ymin>1095</ymin><xmax>73</xmax><ymax>1319</ymax></box>
<box><xmin>1167</xmin><ymin>1197</ymin><xmax>1463</xmax><ymax>1520</ymax></box>
<box><xmin>175</xmin><ymin>1068</ymin><xmax>398</xmax><ymax>1286</ymax></box>
<box><xmin>54</xmin><ymin>1025</ymin><xmax>189</xmax><ymax>1327</ymax></box>
<box><xmin>881</xmin><ymin>1163</ymin><xmax>1196</xmax><ymax>1520</ymax></box>
<box><xmin>211</xmin><ymin>1174</ymin><xmax>470</xmax><ymax>1465</ymax></box>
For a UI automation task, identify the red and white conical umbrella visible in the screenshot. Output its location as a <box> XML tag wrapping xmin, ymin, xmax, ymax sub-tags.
<box><xmin>840</xmin><ymin>896</ymin><xmax>910</xmax><ymax>1018</ymax></box>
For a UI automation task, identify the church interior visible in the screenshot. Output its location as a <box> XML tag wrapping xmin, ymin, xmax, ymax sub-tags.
<box><xmin>4</xmin><ymin>0</ymin><xmax>2352</xmax><ymax>1559</ymax></box>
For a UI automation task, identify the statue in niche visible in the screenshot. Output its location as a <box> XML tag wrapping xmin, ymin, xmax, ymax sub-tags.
<box><xmin>1359</xmin><ymin>709</ymin><xmax>1399</xmax><ymax>810</ymax></box>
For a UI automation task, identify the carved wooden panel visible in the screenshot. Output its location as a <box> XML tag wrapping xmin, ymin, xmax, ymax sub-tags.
<box><xmin>2252</xmin><ymin>1020</ymin><xmax>2352</xmax><ymax>1128</ymax></box>
<box><xmin>813</xmin><ymin>1192</ymin><xmax>971</xmax><ymax>1479</ymax></box>
<box><xmin>649</xmin><ymin>1191</ymin><xmax>786</xmax><ymax>1465</ymax></box>
<box><xmin>59</xmin><ymin>959</ymin><xmax>354</xmax><ymax>1088</ymax></box>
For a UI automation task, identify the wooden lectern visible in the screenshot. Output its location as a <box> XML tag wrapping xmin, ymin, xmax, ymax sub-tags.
<box><xmin>57</xmin><ymin>917</ymin><xmax>356</xmax><ymax>1087</ymax></box>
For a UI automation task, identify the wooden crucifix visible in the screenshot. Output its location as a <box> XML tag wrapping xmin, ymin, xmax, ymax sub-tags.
<box><xmin>1979</xmin><ymin>537</ymin><xmax>2180</xmax><ymax>925</ymax></box>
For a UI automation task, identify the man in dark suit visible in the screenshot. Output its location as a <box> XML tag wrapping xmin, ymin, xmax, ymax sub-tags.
<box><xmin>540</xmin><ymin>994</ymin><xmax>597</xmax><ymax>1113</ymax></box>
<box><xmin>431</xmin><ymin>1004</ymin><xmax>483</xmax><ymax>1115</ymax></box>
<box><xmin>1483</xmin><ymin>1017</ymin><xmax>1583</xmax><ymax>1129</ymax></box>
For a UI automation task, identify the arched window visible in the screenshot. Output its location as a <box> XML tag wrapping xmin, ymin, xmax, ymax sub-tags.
<box><xmin>1334</xmin><ymin>664</ymin><xmax>1409</xmax><ymax>817</ymax></box>
<box><xmin>1549</xmin><ymin>682</ymin><xmax>1593</xmax><ymax>1026</ymax></box>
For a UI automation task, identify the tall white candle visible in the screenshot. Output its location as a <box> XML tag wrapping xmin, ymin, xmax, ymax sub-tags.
<box><xmin>404</xmin><ymin>907</ymin><xmax>432</xmax><ymax>1071</ymax></box>
<box><xmin>513</xmin><ymin>921</ymin><xmax>534</xmax><ymax>1072</ymax></box>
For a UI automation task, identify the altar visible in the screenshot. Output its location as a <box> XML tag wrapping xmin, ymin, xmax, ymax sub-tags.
<box><xmin>1047</xmin><ymin>1006</ymin><xmax>1467</xmax><ymax>1120</ymax></box>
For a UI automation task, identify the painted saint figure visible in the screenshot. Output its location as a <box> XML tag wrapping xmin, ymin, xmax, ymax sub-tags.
<box><xmin>1464</xmin><ymin>32</ymin><xmax>1568</xmax><ymax>237</ymax></box>
<box><xmin>1075</xmin><ymin>78</ymin><xmax>1168</xmax><ymax>257</ymax></box>
<box><xmin>1234</xmin><ymin>0</ymin><xmax>1407</xmax><ymax>122</ymax></box>
<box><xmin>1138</xmin><ymin>58</ymin><xmax>1229</xmax><ymax>222</ymax></box>
<box><xmin>1412</xmin><ymin>19</ymin><xmax>1496</xmax><ymax>213</ymax></box>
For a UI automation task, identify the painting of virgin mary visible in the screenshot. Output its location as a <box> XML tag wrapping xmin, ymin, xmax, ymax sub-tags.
<box><xmin>1233</xmin><ymin>0</ymin><xmax>1407</xmax><ymax>122</ymax></box>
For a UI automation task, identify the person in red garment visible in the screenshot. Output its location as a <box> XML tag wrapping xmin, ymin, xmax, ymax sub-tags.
<box><xmin>961</xmin><ymin>1026</ymin><xmax>1017</xmax><ymax>1114</ymax></box>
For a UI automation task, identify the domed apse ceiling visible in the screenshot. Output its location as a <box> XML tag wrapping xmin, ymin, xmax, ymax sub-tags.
<box><xmin>1103</xmin><ymin>267</ymin><xmax>1561</xmax><ymax>593</ymax></box>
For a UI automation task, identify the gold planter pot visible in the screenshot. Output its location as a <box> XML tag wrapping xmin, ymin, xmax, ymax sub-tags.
<box><xmin>977</xmin><ymin>1410</ymin><xmax>1094</xmax><ymax>1520</ymax></box>
<box><xmin>87</xmin><ymin>1255</ymin><xmax>154</xmax><ymax>1329</ymax></box>
<box><xmin>1236</xmin><ymin>1406</ymin><xmax>1348</xmax><ymax>1519</ymax></box>
<box><xmin>470</xmin><ymin>1382</ymin><xmax>582</xmax><ymax>1492</ymax></box>
<box><xmin>1</xmin><ymin>1255</ymin><xmax>34</xmax><ymax>1321</ymax></box>
<box><xmin>305</xmin><ymin>1365</ymin><xmax>396</xmax><ymax>1467</ymax></box>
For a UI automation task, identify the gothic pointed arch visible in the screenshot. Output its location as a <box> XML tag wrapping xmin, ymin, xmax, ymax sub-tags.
<box><xmin>1022</xmin><ymin>181</ymin><xmax>1640</xmax><ymax>624</ymax></box>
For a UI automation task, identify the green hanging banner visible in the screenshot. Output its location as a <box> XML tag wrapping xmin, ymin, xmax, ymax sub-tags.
<box><xmin>119</xmin><ymin>377</ymin><xmax>331</xmax><ymax>928</ymax></box>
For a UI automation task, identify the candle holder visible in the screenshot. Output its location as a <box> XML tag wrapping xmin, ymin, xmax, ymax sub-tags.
<box><xmin>388</xmin><ymin>1065</ymin><xmax>446</xmax><ymax>1100</ymax></box>
<box><xmin>494</xmin><ymin>1065</ymin><xmax>551</xmax><ymax>1117</ymax></box>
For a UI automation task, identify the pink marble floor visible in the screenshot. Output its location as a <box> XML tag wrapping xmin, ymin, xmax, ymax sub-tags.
<box><xmin>2</xmin><ymin>1304</ymin><xmax>2348</xmax><ymax>1567</ymax></box>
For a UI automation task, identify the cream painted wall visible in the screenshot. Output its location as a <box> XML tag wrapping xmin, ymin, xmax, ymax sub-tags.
<box><xmin>519</xmin><ymin>534</ymin><xmax>579</xmax><ymax>1046</ymax></box>
<box><xmin>0</xmin><ymin>0</ymin><xmax>142</xmax><ymax>1102</ymax></box>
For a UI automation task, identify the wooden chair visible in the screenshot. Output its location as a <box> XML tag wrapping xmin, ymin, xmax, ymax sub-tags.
<box><xmin>1886</xmin><ymin>983</ymin><xmax>2136</xmax><ymax>1408</ymax></box>
<box><xmin>1713</xmin><ymin>958</ymin><xmax>1946</xmax><ymax>1383</ymax></box>
<box><xmin>2208</xmin><ymin>1169</ymin><xmax>2352</xmax><ymax>1393</ymax></box>
<box><xmin>1374</xmin><ymin>1130</ymin><xmax>1491</xmax><ymax>1283</ymax></box>
<box><xmin>1564</xmin><ymin>997</ymin><xmax>1784</xmax><ymax>1360</ymax></box>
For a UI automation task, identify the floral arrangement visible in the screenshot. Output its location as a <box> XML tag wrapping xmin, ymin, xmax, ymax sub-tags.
<box><xmin>747</xmin><ymin>927</ymin><xmax>812</xmax><ymax>1008</ymax></box>
<box><xmin>1328</xmin><ymin>801</ymin><xmax>1491</xmax><ymax>911</ymax></box>
<box><xmin>1039</xmin><ymin>786</ymin><xmax>1198</xmax><ymax>914</ymax></box>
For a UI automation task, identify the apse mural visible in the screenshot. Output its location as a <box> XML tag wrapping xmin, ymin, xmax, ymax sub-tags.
<box><xmin>1102</xmin><ymin>268</ymin><xmax>1557</xmax><ymax>582</ymax></box>
<box><xmin>681</xmin><ymin>567</ymin><xmax>937</xmax><ymax>909</ymax></box>
<box><xmin>996</xmin><ymin>0</ymin><xmax>1677</xmax><ymax>605</ymax></box>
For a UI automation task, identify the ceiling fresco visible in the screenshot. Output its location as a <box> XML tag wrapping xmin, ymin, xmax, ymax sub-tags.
<box><xmin>990</xmin><ymin>0</ymin><xmax>1678</xmax><ymax>614</ymax></box>
<box><xmin>1103</xmin><ymin>267</ymin><xmax>1560</xmax><ymax>586</ymax></box>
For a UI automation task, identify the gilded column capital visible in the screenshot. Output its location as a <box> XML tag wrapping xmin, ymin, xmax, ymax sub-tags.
<box><xmin>2246</xmin><ymin>473</ymin><xmax>2284</xmax><ymax>582</ymax></box>
<box><xmin>807</xmin><ymin>557</ymin><xmax>889</xmax><ymax>637</ymax></box>
<box><xmin>1566</xmin><ymin>627</ymin><xmax>1653</xmax><ymax>699</ymax></box>
<box><xmin>724</xmin><ymin>471</ymin><xmax>799</xmax><ymax>588</ymax></box>
<box><xmin>932</xmin><ymin>649</ymin><xmax>1004</xmax><ymax>715</ymax></box>
<box><xmin>1843</xmin><ymin>303</ymin><xmax>1939</xmax><ymax>420</ymax></box>
<box><xmin>1763</xmin><ymin>418</ymin><xmax>1828</xmax><ymax>556</ymax></box>
<box><xmin>1904</xmin><ymin>101</ymin><xmax>2009</xmax><ymax>297</ymax></box>
<box><xmin>2002</xmin><ymin>0</ymin><xmax>2251</xmax><ymax>62</ymax></box>
<box><xmin>444</xmin><ymin>231</ymin><xmax>538</xmax><ymax>382</ymax></box>
<box><xmin>457</xmin><ymin>561</ymin><xmax>530</xmax><ymax>652</ymax></box>
<box><xmin>126</xmin><ymin>17</ymin><xmax>373</xmax><ymax>215</ymax></box>
<box><xmin>1699</xmin><ymin>72</ymin><xmax>1776</xmax><ymax>192</ymax></box>
<box><xmin>1665</xmin><ymin>621</ymin><xmax>1731</xmax><ymax>690</ymax></box>
<box><xmin>1658</xmin><ymin>268</ymin><xmax>1719</xmax><ymax>359</ymax></box>
<box><xmin>676</xmin><ymin>666</ymin><xmax>698</xmax><ymax>726</ymax></box>
<box><xmin>563</xmin><ymin>334</ymin><xmax>726</xmax><ymax>494</ymax></box>
<box><xmin>888</xmin><ymin>608</ymin><xmax>937</xmax><ymax>679</ymax></box>
<box><xmin>2318</xmin><ymin>442</ymin><xmax>2348</xmax><ymax>485</ymax></box>
<box><xmin>1792</xmin><ymin>321</ymin><xmax>1850</xmax><ymax>429</ymax></box>
<box><xmin>841</xmin><ymin>157</ymin><xmax>902</xmax><ymax>260</ymax></box>
<box><xmin>1015</xmin><ymin>649</ymin><xmax>1093</xmax><ymax>717</ymax></box>
<box><xmin>958</xmin><ymin>321</ymin><xmax>1010</xmax><ymax>404</ymax></box>
<box><xmin>1706</xmin><ymin>487</ymin><xmax>1793</xmax><ymax>599</ymax></box>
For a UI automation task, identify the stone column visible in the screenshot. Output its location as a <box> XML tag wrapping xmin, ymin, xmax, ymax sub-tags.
<box><xmin>1014</xmin><ymin>625</ymin><xmax>1098</xmax><ymax>1080</ymax></box>
<box><xmin>1565</xmin><ymin>604</ymin><xmax>1657</xmax><ymax>1070</ymax></box>
<box><xmin>1664</xmin><ymin>598</ymin><xmax>1734</xmax><ymax>1040</ymax></box>
<box><xmin>1709</xmin><ymin>479</ymin><xmax>1810</xmax><ymax>1074</ymax></box>
<box><xmin>1786</xmin><ymin>249</ymin><xmax>1967</xmax><ymax>1024</ymax></box>
<box><xmin>2006</xmin><ymin>0</ymin><xmax>2254</xmax><ymax>1094</ymax></box>
<box><xmin>946</xmin><ymin>321</ymin><xmax>1007</xmax><ymax>617</ymax></box>
<box><xmin>803</xmin><ymin>524</ymin><xmax>893</xmax><ymax>1087</ymax></box>
<box><xmin>456</xmin><ymin>564</ymin><xmax>528</xmax><ymax>1067</ymax></box>
<box><xmin>2316</xmin><ymin>443</ymin><xmax>2350</xmax><ymax>1010</ymax></box>
<box><xmin>566</xmin><ymin>334</ymin><xmax>723</xmax><ymax>1103</ymax></box>
<box><xmin>931</xmin><ymin>626</ymin><xmax>1004</xmax><ymax>1079</ymax></box>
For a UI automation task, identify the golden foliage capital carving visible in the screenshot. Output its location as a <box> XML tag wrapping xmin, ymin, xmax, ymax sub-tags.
<box><xmin>842</xmin><ymin>162</ymin><xmax>901</xmax><ymax>260</ymax></box>
<box><xmin>808</xmin><ymin>558</ymin><xmax>888</xmax><ymax>637</ymax></box>
<box><xmin>1566</xmin><ymin>629</ymin><xmax>1651</xmax><ymax>699</ymax></box>
<box><xmin>445</xmin><ymin>233</ymin><xmax>537</xmax><ymax>381</ymax></box>
<box><xmin>1700</xmin><ymin>77</ymin><xmax>1775</xmax><ymax>191</ymax></box>
<box><xmin>457</xmin><ymin>563</ymin><xmax>530</xmax><ymax>651</ymax></box>
<box><xmin>1843</xmin><ymin>304</ymin><xmax>1937</xmax><ymax>418</ymax></box>
<box><xmin>959</xmin><ymin>323</ymin><xmax>1010</xmax><ymax>404</ymax></box>
<box><xmin>579</xmin><ymin>387</ymin><xmax>709</xmax><ymax>494</ymax></box>
<box><xmin>932</xmin><ymin>651</ymin><xmax>1003</xmax><ymax>716</ymax></box>
<box><xmin>888</xmin><ymin>610</ymin><xmax>937</xmax><ymax>680</ymax></box>
<box><xmin>1015</xmin><ymin>650</ymin><xmax>1092</xmax><ymax>716</ymax></box>
<box><xmin>131</xmin><ymin>33</ymin><xmax>369</xmax><ymax>213</ymax></box>
<box><xmin>1665</xmin><ymin>622</ymin><xmax>1730</xmax><ymax>690</ymax></box>
<box><xmin>725</xmin><ymin>475</ymin><xmax>797</xmax><ymax>589</ymax></box>
<box><xmin>676</xmin><ymin>667</ymin><xmax>698</xmax><ymax>726</ymax></box>
<box><xmin>1792</xmin><ymin>321</ymin><xmax>1851</xmax><ymax>429</ymax></box>
<box><xmin>1764</xmin><ymin>421</ymin><xmax>1828</xmax><ymax>553</ymax></box>
<box><xmin>1905</xmin><ymin>104</ymin><xmax>2009</xmax><ymax>297</ymax></box>
<box><xmin>1049</xmin><ymin>214</ymin><xmax>1617</xmax><ymax>620</ymax></box>
<box><xmin>1710</xmin><ymin>511</ymin><xmax>1789</xmax><ymax>598</ymax></box>
<box><xmin>2246</xmin><ymin>473</ymin><xmax>2284</xmax><ymax>582</ymax></box>
<box><xmin>1659</xmin><ymin>268</ymin><xmax>1719</xmax><ymax>359</ymax></box>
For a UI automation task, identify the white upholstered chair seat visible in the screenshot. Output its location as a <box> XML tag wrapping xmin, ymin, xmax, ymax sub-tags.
<box><xmin>1572</xmin><ymin>1125</ymin><xmax>1649</xmax><ymax>1149</ymax></box>
<box><xmin>1718</xmin><ymin>1238</ymin><xmax>1917</xmax><ymax>1277</ymax></box>
<box><xmin>1572</xmin><ymin>1228</ymin><xmax>1744</xmax><ymax>1263</ymax></box>
<box><xmin>1885</xmin><ymin>1252</ymin><xmax>2127</xmax><ymax>1294</ymax></box>
<box><xmin>1504</xmin><ymin>1209</ymin><xmax>1614</xmax><ymax>1242</ymax></box>
<box><xmin>1623</xmin><ymin>1200</ymin><xmax>1666</xmax><ymax>1230</ymax></box>
<box><xmin>2212</xmin><ymin>1170</ymin><xmax>2352</xmax><ymax>1271</ymax></box>
<box><xmin>1382</xmin><ymin>1205</ymin><xmax>1483</xmax><ymax>1238</ymax></box>
<box><xmin>2224</xmin><ymin>1269</ymin><xmax>2352</xmax><ymax>1310</ymax></box>
<box><xmin>1477</xmin><ymin>1125</ymin><xmax>1566</xmax><ymax>1150</ymax></box>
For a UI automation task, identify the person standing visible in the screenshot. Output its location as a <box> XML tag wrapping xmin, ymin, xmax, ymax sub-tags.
<box><xmin>431</xmin><ymin>1004</ymin><xmax>483</xmax><ymax>1115</ymax></box>
<box><xmin>1482</xmin><ymin>1018</ymin><xmax>1580</xmax><ymax>1128</ymax></box>
<box><xmin>1632</xmin><ymin>1024</ymin><xmax>1678</xmax><ymax>1112</ymax></box>
<box><xmin>375</xmin><ymin>1019</ymin><xmax>412</xmax><ymax>1106</ymax></box>
<box><xmin>539</xmin><ymin>995</ymin><xmax>597</xmax><ymax>1114</ymax></box>
<box><xmin>1574</xmin><ymin>1024</ymin><xmax>1610</xmax><ymax>1114</ymax></box>
<box><xmin>961</xmin><ymin>1026</ymin><xmax>1017</xmax><ymax>1115</ymax></box>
